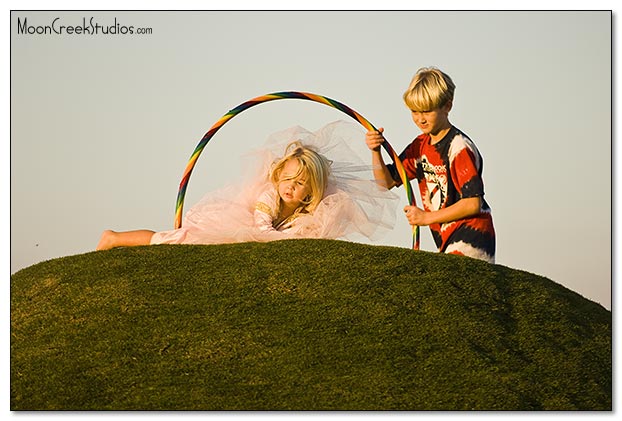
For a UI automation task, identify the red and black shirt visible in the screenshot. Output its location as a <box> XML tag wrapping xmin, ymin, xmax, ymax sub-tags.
<box><xmin>387</xmin><ymin>126</ymin><xmax>496</xmax><ymax>262</ymax></box>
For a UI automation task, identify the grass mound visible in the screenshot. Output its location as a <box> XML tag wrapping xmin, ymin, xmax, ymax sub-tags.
<box><xmin>11</xmin><ymin>239</ymin><xmax>611</xmax><ymax>410</ymax></box>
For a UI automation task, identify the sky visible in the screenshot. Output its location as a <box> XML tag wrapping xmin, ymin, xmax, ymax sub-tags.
<box><xmin>9</xmin><ymin>9</ymin><xmax>613</xmax><ymax>311</ymax></box>
<box><xmin>4</xmin><ymin>1</ymin><xmax>619</xmax><ymax>416</ymax></box>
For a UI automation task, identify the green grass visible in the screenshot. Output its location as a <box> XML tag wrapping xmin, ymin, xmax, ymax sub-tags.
<box><xmin>11</xmin><ymin>239</ymin><xmax>611</xmax><ymax>410</ymax></box>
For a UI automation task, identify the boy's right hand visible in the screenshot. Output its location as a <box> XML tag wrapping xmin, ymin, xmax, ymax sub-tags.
<box><xmin>365</xmin><ymin>128</ymin><xmax>385</xmax><ymax>152</ymax></box>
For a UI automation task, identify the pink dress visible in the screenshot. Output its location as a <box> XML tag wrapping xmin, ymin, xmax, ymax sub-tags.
<box><xmin>150</xmin><ymin>120</ymin><xmax>398</xmax><ymax>245</ymax></box>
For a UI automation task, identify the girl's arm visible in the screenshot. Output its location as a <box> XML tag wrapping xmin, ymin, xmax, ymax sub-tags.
<box><xmin>404</xmin><ymin>196</ymin><xmax>482</xmax><ymax>226</ymax></box>
<box><xmin>254</xmin><ymin>188</ymin><xmax>279</xmax><ymax>232</ymax></box>
<box><xmin>366</xmin><ymin>128</ymin><xmax>398</xmax><ymax>189</ymax></box>
<box><xmin>254</xmin><ymin>202</ymin><xmax>277</xmax><ymax>232</ymax></box>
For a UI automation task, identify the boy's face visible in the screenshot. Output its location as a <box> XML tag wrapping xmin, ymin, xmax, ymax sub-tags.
<box><xmin>410</xmin><ymin>101</ymin><xmax>452</xmax><ymax>137</ymax></box>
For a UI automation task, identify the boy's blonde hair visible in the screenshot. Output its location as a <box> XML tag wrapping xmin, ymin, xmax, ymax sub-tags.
<box><xmin>403</xmin><ymin>67</ymin><xmax>455</xmax><ymax>112</ymax></box>
<box><xmin>270</xmin><ymin>141</ymin><xmax>331</xmax><ymax>213</ymax></box>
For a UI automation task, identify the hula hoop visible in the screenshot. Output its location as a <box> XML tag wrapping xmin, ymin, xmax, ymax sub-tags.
<box><xmin>175</xmin><ymin>91</ymin><xmax>420</xmax><ymax>250</ymax></box>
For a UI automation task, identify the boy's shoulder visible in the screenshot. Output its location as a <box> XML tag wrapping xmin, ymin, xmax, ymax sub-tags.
<box><xmin>447</xmin><ymin>127</ymin><xmax>481</xmax><ymax>162</ymax></box>
<box><xmin>448</xmin><ymin>126</ymin><xmax>470</xmax><ymax>143</ymax></box>
<box><xmin>447</xmin><ymin>125</ymin><xmax>470</xmax><ymax>141</ymax></box>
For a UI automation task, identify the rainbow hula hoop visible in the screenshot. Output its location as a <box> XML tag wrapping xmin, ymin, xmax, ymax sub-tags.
<box><xmin>175</xmin><ymin>91</ymin><xmax>420</xmax><ymax>250</ymax></box>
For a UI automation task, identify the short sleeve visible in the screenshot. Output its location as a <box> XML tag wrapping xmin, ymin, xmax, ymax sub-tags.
<box><xmin>254</xmin><ymin>188</ymin><xmax>278</xmax><ymax>232</ymax></box>
<box><xmin>449</xmin><ymin>139</ymin><xmax>485</xmax><ymax>199</ymax></box>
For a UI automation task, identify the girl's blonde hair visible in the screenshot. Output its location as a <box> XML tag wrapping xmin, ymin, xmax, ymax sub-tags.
<box><xmin>269</xmin><ymin>141</ymin><xmax>331</xmax><ymax>213</ymax></box>
<box><xmin>403</xmin><ymin>67</ymin><xmax>455</xmax><ymax>112</ymax></box>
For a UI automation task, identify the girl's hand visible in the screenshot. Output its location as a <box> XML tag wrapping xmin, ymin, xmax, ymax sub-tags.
<box><xmin>365</xmin><ymin>128</ymin><xmax>385</xmax><ymax>152</ymax></box>
<box><xmin>404</xmin><ymin>205</ymin><xmax>429</xmax><ymax>226</ymax></box>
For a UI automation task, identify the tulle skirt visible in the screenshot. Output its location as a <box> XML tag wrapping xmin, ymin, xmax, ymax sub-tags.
<box><xmin>151</xmin><ymin>120</ymin><xmax>398</xmax><ymax>245</ymax></box>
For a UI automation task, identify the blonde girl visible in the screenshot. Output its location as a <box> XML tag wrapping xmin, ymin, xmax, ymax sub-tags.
<box><xmin>97</xmin><ymin>120</ymin><xmax>398</xmax><ymax>250</ymax></box>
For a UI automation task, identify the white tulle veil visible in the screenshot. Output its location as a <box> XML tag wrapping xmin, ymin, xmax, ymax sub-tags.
<box><xmin>151</xmin><ymin>120</ymin><xmax>398</xmax><ymax>245</ymax></box>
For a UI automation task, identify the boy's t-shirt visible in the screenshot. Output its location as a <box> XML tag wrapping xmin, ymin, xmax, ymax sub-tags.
<box><xmin>387</xmin><ymin>126</ymin><xmax>496</xmax><ymax>263</ymax></box>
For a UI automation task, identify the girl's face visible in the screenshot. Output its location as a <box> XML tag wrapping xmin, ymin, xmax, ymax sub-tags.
<box><xmin>277</xmin><ymin>159</ymin><xmax>311</xmax><ymax>208</ymax></box>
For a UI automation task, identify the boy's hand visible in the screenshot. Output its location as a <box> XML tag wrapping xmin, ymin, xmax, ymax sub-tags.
<box><xmin>404</xmin><ymin>205</ymin><xmax>429</xmax><ymax>226</ymax></box>
<box><xmin>365</xmin><ymin>128</ymin><xmax>385</xmax><ymax>152</ymax></box>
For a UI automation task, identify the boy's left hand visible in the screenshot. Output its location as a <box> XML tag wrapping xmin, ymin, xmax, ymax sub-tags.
<box><xmin>404</xmin><ymin>205</ymin><xmax>428</xmax><ymax>226</ymax></box>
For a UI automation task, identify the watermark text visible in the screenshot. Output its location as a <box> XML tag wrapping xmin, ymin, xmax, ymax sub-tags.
<box><xmin>16</xmin><ymin>16</ymin><xmax>153</xmax><ymax>36</ymax></box>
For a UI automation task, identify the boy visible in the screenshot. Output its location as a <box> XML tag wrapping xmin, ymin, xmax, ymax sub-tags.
<box><xmin>366</xmin><ymin>67</ymin><xmax>495</xmax><ymax>263</ymax></box>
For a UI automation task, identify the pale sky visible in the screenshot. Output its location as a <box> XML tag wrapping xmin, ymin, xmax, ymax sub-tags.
<box><xmin>9</xmin><ymin>8</ymin><xmax>613</xmax><ymax>315</ymax></box>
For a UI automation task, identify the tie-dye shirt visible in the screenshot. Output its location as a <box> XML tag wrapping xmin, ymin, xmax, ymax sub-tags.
<box><xmin>387</xmin><ymin>126</ymin><xmax>496</xmax><ymax>263</ymax></box>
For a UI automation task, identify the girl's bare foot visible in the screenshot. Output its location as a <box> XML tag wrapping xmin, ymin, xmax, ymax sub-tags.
<box><xmin>96</xmin><ymin>229</ymin><xmax>155</xmax><ymax>250</ymax></box>
<box><xmin>96</xmin><ymin>230</ymin><xmax>117</xmax><ymax>251</ymax></box>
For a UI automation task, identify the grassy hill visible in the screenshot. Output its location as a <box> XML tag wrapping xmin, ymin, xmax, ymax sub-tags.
<box><xmin>10</xmin><ymin>239</ymin><xmax>611</xmax><ymax>410</ymax></box>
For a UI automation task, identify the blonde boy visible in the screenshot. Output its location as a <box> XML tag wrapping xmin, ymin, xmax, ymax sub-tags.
<box><xmin>366</xmin><ymin>67</ymin><xmax>495</xmax><ymax>263</ymax></box>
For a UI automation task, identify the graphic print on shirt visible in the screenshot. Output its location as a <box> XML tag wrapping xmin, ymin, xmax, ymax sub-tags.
<box><xmin>420</xmin><ymin>154</ymin><xmax>447</xmax><ymax>211</ymax></box>
<box><xmin>386</xmin><ymin>127</ymin><xmax>496</xmax><ymax>262</ymax></box>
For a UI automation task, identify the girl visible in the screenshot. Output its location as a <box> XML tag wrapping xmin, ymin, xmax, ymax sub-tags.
<box><xmin>97</xmin><ymin>121</ymin><xmax>398</xmax><ymax>250</ymax></box>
